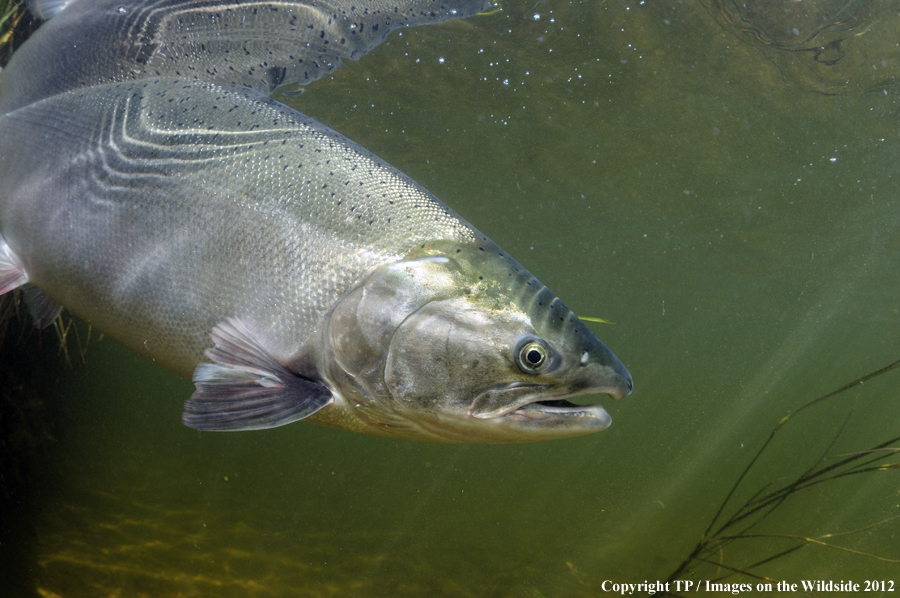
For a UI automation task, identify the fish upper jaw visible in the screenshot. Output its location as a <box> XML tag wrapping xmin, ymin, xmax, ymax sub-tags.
<box><xmin>599</xmin><ymin>363</ymin><xmax>633</xmax><ymax>400</ymax></box>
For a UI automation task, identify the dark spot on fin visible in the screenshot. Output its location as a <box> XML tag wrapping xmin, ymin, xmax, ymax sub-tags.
<box><xmin>0</xmin><ymin>238</ymin><xmax>28</xmax><ymax>295</ymax></box>
<box><xmin>184</xmin><ymin>318</ymin><xmax>333</xmax><ymax>431</ymax></box>
<box><xmin>22</xmin><ymin>284</ymin><xmax>63</xmax><ymax>328</ymax></box>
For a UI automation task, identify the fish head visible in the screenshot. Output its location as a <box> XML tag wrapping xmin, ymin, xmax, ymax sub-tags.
<box><xmin>323</xmin><ymin>242</ymin><xmax>632</xmax><ymax>443</ymax></box>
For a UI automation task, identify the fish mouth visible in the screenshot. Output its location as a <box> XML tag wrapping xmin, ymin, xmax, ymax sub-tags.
<box><xmin>468</xmin><ymin>383</ymin><xmax>614</xmax><ymax>431</ymax></box>
<box><xmin>521</xmin><ymin>397</ymin><xmax>605</xmax><ymax>413</ymax></box>
<box><xmin>513</xmin><ymin>394</ymin><xmax>612</xmax><ymax>428</ymax></box>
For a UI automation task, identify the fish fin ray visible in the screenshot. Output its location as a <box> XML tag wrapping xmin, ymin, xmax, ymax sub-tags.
<box><xmin>22</xmin><ymin>284</ymin><xmax>63</xmax><ymax>328</ymax></box>
<box><xmin>184</xmin><ymin>318</ymin><xmax>333</xmax><ymax>431</ymax></box>
<box><xmin>0</xmin><ymin>238</ymin><xmax>28</xmax><ymax>295</ymax></box>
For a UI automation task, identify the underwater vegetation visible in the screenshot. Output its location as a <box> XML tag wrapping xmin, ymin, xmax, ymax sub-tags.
<box><xmin>663</xmin><ymin>359</ymin><xmax>900</xmax><ymax>594</ymax></box>
<box><xmin>0</xmin><ymin>0</ymin><xmax>37</xmax><ymax>67</ymax></box>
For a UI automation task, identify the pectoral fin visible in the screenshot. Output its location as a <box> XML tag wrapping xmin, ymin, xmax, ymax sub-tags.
<box><xmin>184</xmin><ymin>318</ymin><xmax>333</xmax><ymax>431</ymax></box>
<box><xmin>0</xmin><ymin>238</ymin><xmax>28</xmax><ymax>295</ymax></box>
<box><xmin>0</xmin><ymin>240</ymin><xmax>64</xmax><ymax>328</ymax></box>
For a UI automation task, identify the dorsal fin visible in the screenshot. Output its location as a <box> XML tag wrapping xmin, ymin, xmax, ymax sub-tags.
<box><xmin>1</xmin><ymin>0</ymin><xmax>495</xmax><ymax>114</ymax></box>
<box><xmin>26</xmin><ymin>0</ymin><xmax>77</xmax><ymax>20</ymax></box>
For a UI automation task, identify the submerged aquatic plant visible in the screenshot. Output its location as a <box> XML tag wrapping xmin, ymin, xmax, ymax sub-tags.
<box><xmin>0</xmin><ymin>0</ymin><xmax>39</xmax><ymax>68</ymax></box>
<box><xmin>662</xmin><ymin>359</ymin><xmax>900</xmax><ymax>595</ymax></box>
<box><xmin>578</xmin><ymin>315</ymin><xmax>616</xmax><ymax>325</ymax></box>
<box><xmin>0</xmin><ymin>291</ymin><xmax>99</xmax><ymax>367</ymax></box>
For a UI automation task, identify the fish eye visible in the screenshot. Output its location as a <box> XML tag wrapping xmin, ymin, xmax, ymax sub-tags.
<box><xmin>516</xmin><ymin>340</ymin><xmax>548</xmax><ymax>373</ymax></box>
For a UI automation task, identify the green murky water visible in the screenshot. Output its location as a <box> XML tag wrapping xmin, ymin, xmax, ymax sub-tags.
<box><xmin>2</xmin><ymin>1</ymin><xmax>900</xmax><ymax>596</ymax></box>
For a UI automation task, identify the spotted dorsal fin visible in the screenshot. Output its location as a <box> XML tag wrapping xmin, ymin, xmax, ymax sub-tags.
<box><xmin>1</xmin><ymin>0</ymin><xmax>495</xmax><ymax>113</ymax></box>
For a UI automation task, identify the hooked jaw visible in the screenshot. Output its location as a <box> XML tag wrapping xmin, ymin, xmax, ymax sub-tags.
<box><xmin>468</xmin><ymin>383</ymin><xmax>614</xmax><ymax>433</ymax></box>
<box><xmin>477</xmin><ymin>271</ymin><xmax>634</xmax><ymax>439</ymax></box>
<box><xmin>467</xmin><ymin>347</ymin><xmax>633</xmax><ymax>439</ymax></box>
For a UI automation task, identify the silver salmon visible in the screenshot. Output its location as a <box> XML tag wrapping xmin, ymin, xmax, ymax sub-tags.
<box><xmin>0</xmin><ymin>0</ymin><xmax>632</xmax><ymax>443</ymax></box>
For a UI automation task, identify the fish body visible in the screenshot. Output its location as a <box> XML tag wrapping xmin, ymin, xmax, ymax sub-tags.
<box><xmin>0</xmin><ymin>0</ymin><xmax>632</xmax><ymax>443</ymax></box>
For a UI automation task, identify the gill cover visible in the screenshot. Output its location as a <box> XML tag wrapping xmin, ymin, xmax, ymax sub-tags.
<box><xmin>326</xmin><ymin>256</ymin><xmax>460</xmax><ymax>404</ymax></box>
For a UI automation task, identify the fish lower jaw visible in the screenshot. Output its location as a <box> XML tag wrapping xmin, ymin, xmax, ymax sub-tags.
<box><xmin>520</xmin><ymin>398</ymin><xmax>605</xmax><ymax>414</ymax></box>
<box><xmin>510</xmin><ymin>401</ymin><xmax>611</xmax><ymax>426</ymax></box>
<box><xmin>468</xmin><ymin>383</ymin><xmax>612</xmax><ymax>420</ymax></box>
<box><xmin>459</xmin><ymin>400</ymin><xmax>613</xmax><ymax>440</ymax></box>
<box><xmin>467</xmin><ymin>389</ymin><xmax>613</xmax><ymax>436</ymax></box>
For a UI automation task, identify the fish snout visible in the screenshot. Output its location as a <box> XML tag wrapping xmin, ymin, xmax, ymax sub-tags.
<box><xmin>582</xmin><ymin>338</ymin><xmax>633</xmax><ymax>401</ymax></box>
<box><xmin>606</xmin><ymin>366</ymin><xmax>633</xmax><ymax>400</ymax></box>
